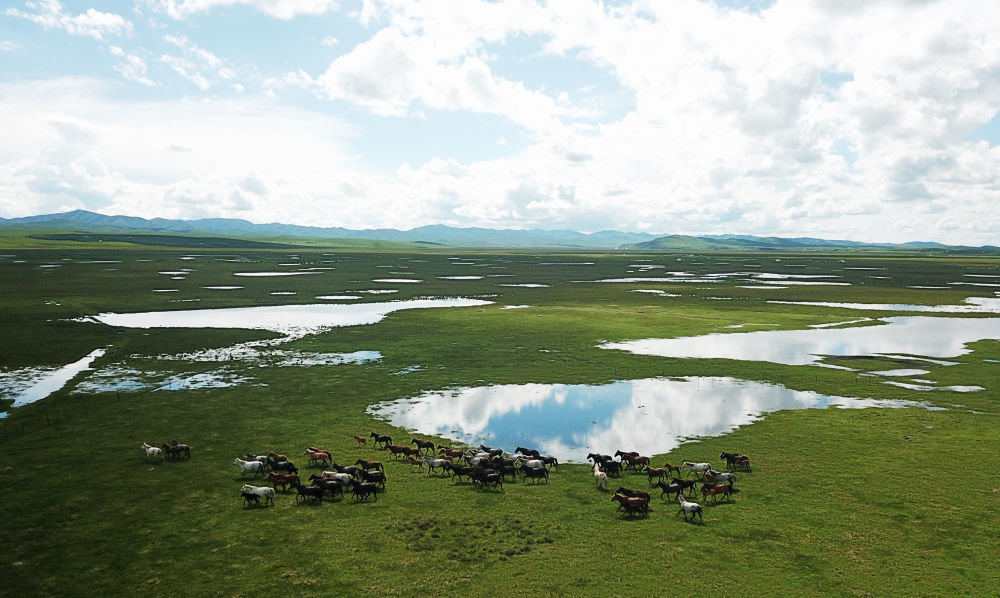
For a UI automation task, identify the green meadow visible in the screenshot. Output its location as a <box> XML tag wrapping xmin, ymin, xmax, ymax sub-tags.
<box><xmin>1</xmin><ymin>237</ymin><xmax>998</xmax><ymax>597</ymax></box>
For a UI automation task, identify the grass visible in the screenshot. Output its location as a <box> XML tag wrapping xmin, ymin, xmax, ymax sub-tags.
<box><xmin>1</xmin><ymin>245</ymin><xmax>999</xmax><ymax>597</ymax></box>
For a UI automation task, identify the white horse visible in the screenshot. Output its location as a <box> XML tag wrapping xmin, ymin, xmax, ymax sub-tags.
<box><xmin>676</xmin><ymin>493</ymin><xmax>703</xmax><ymax>523</ymax></box>
<box><xmin>241</xmin><ymin>484</ymin><xmax>275</xmax><ymax>505</ymax></box>
<box><xmin>321</xmin><ymin>471</ymin><xmax>353</xmax><ymax>486</ymax></box>
<box><xmin>682</xmin><ymin>461</ymin><xmax>712</xmax><ymax>479</ymax></box>
<box><xmin>705</xmin><ymin>469</ymin><xmax>736</xmax><ymax>486</ymax></box>
<box><xmin>593</xmin><ymin>463</ymin><xmax>609</xmax><ymax>491</ymax></box>
<box><xmin>422</xmin><ymin>457</ymin><xmax>450</xmax><ymax>475</ymax></box>
<box><xmin>233</xmin><ymin>457</ymin><xmax>265</xmax><ymax>477</ymax></box>
<box><xmin>141</xmin><ymin>442</ymin><xmax>162</xmax><ymax>461</ymax></box>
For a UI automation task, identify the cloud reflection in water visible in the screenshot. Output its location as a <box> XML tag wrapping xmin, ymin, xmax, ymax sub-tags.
<box><xmin>367</xmin><ymin>377</ymin><xmax>934</xmax><ymax>463</ymax></box>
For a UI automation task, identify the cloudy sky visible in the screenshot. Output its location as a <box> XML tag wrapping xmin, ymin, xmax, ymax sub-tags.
<box><xmin>1</xmin><ymin>0</ymin><xmax>998</xmax><ymax>244</ymax></box>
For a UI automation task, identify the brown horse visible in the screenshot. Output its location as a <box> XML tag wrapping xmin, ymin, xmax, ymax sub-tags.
<box><xmin>662</xmin><ymin>461</ymin><xmax>681</xmax><ymax>476</ymax></box>
<box><xmin>405</xmin><ymin>455</ymin><xmax>425</xmax><ymax>470</ymax></box>
<box><xmin>439</xmin><ymin>447</ymin><xmax>464</xmax><ymax>460</ymax></box>
<box><xmin>411</xmin><ymin>438</ymin><xmax>435</xmax><ymax>454</ymax></box>
<box><xmin>266</xmin><ymin>472</ymin><xmax>300</xmax><ymax>492</ymax></box>
<box><xmin>304</xmin><ymin>449</ymin><xmax>331</xmax><ymax>467</ymax></box>
<box><xmin>643</xmin><ymin>465</ymin><xmax>668</xmax><ymax>484</ymax></box>
<box><xmin>353</xmin><ymin>435</ymin><xmax>367</xmax><ymax>447</ymax></box>
<box><xmin>622</xmin><ymin>454</ymin><xmax>651</xmax><ymax>471</ymax></box>
<box><xmin>701</xmin><ymin>482</ymin><xmax>732</xmax><ymax>503</ymax></box>
<box><xmin>354</xmin><ymin>459</ymin><xmax>384</xmax><ymax>472</ymax></box>
<box><xmin>387</xmin><ymin>444</ymin><xmax>418</xmax><ymax>459</ymax></box>
<box><xmin>611</xmin><ymin>493</ymin><xmax>649</xmax><ymax>517</ymax></box>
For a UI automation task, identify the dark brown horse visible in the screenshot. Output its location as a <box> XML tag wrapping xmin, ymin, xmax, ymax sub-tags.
<box><xmin>266</xmin><ymin>472</ymin><xmax>300</xmax><ymax>492</ymax></box>
<box><xmin>411</xmin><ymin>438</ymin><xmax>435</xmax><ymax>454</ymax></box>
<box><xmin>643</xmin><ymin>465</ymin><xmax>669</xmax><ymax>484</ymax></box>
<box><xmin>611</xmin><ymin>493</ymin><xmax>649</xmax><ymax>517</ymax></box>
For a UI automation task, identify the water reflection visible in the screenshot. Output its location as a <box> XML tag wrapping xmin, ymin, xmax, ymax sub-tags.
<box><xmin>81</xmin><ymin>298</ymin><xmax>492</xmax><ymax>340</ymax></box>
<box><xmin>367</xmin><ymin>376</ymin><xmax>938</xmax><ymax>462</ymax></box>
<box><xmin>600</xmin><ymin>316</ymin><xmax>1000</xmax><ymax>365</ymax></box>
<box><xmin>1</xmin><ymin>349</ymin><xmax>106</xmax><ymax>409</ymax></box>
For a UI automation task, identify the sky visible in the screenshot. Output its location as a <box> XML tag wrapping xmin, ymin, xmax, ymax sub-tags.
<box><xmin>1</xmin><ymin>0</ymin><xmax>999</xmax><ymax>244</ymax></box>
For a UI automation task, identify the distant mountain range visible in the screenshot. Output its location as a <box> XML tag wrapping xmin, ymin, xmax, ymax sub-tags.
<box><xmin>1</xmin><ymin>210</ymin><xmax>996</xmax><ymax>252</ymax></box>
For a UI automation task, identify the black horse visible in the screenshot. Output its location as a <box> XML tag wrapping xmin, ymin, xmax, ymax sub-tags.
<box><xmin>370</xmin><ymin>432</ymin><xmax>392</xmax><ymax>448</ymax></box>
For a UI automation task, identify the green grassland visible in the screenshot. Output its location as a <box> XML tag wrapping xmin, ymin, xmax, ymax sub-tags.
<box><xmin>1</xmin><ymin>238</ymin><xmax>998</xmax><ymax>597</ymax></box>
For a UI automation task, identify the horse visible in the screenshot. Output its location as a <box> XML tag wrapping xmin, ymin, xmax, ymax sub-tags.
<box><xmin>734</xmin><ymin>456</ymin><xmax>752</xmax><ymax>472</ymax></box>
<box><xmin>587</xmin><ymin>453</ymin><xmax>613</xmax><ymax>465</ymax></box>
<box><xmin>599</xmin><ymin>460</ymin><xmax>622</xmax><ymax>477</ymax></box>
<box><xmin>643</xmin><ymin>465</ymin><xmax>669</xmax><ymax>485</ymax></box>
<box><xmin>349</xmin><ymin>479</ymin><xmax>378</xmax><ymax>501</ymax></box>
<box><xmin>469</xmin><ymin>469</ymin><xmax>503</xmax><ymax>491</ymax></box>
<box><xmin>611</xmin><ymin>493</ymin><xmax>649</xmax><ymax>517</ymax></box>
<box><xmin>240</xmin><ymin>491</ymin><xmax>260</xmax><ymax>507</ymax></box>
<box><xmin>406</xmin><ymin>455</ymin><xmax>425</xmax><ymax>470</ymax></box>
<box><xmin>539</xmin><ymin>455</ymin><xmax>559</xmax><ymax>470</ymax></box>
<box><xmin>370</xmin><ymin>432</ymin><xmax>392</xmax><ymax>448</ymax></box>
<box><xmin>266</xmin><ymin>472</ymin><xmax>300</xmax><ymax>492</ymax></box>
<box><xmin>244</xmin><ymin>453</ymin><xmax>269</xmax><ymax>469</ymax></box>
<box><xmin>170</xmin><ymin>440</ymin><xmax>191</xmax><ymax>458</ymax></box>
<box><xmin>310</xmin><ymin>477</ymin><xmax>344</xmax><ymax>499</ymax></box>
<box><xmin>681</xmin><ymin>461</ymin><xmax>712</xmax><ymax>479</ymax></box>
<box><xmin>141</xmin><ymin>442</ymin><xmax>162</xmax><ymax>461</ymax></box>
<box><xmin>622</xmin><ymin>454</ymin><xmax>651</xmax><ymax>471</ymax></box>
<box><xmin>676</xmin><ymin>494</ymin><xmax>703</xmax><ymax>523</ymax></box>
<box><xmin>614</xmin><ymin>487</ymin><xmax>651</xmax><ymax>503</ymax></box>
<box><xmin>515</xmin><ymin>446</ymin><xmax>542</xmax><ymax>459</ymax></box>
<box><xmin>161</xmin><ymin>443</ymin><xmax>185</xmax><ymax>460</ymax></box>
<box><xmin>359</xmin><ymin>469</ymin><xmax>387</xmax><ymax>488</ymax></box>
<box><xmin>354</xmin><ymin>459</ymin><xmax>384</xmax><ymax>472</ymax></box>
<box><xmin>422</xmin><ymin>457</ymin><xmax>450</xmax><ymax>475</ymax></box>
<box><xmin>241</xmin><ymin>484</ymin><xmax>275</xmax><ymax>505</ymax></box>
<box><xmin>330</xmin><ymin>462</ymin><xmax>363</xmax><ymax>477</ymax></box>
<box><xmin>445</xmin><ymin>463</ymin><xmax>473</xmax><ymax>483</ymax></box>
<box><xmin>353</xmin><ymin>435</ymin><xmax>367</xmax><ymax>447</ymax></box>
<box><xmin>653</xmin><ymin>480</ymin><xmax>682</xmax><ymax>501</ymax></box>
<box><xmin>522</xmin><ymin>466</ymin><xmax>549</xmax><ymax>484</ymax></box>
<box><xmin>701</xmin><ymin>482</ymin><xmax>732</xmax><ymax>503</ymax></box>
<box><xmin>306</xmin><ymin>446</ymin><xmax>331</xmax><ymax>462</ymax></box>
<box><xmin>704</xmin><ymin>469</ymin><xmax>736</xmax><ymax>487</ymax></box>
<box><xmin>411</xmin><ymin>438</ymin><xmax>436</xmax><ymax>454</ymax></box>
<box><xmin>295</xmin><ymin>484</ymin><xmax>323</xmax><ymax>502</ymax></box>
<box><xmin>304</xmin><ymin>449</ymin><xmax>331</xmax><ymax>467</ymax></box>
<box><xmin>233</xmin><ymin>458</ymin><xmax>265</xmax><ymax>477</ymax></box>
<box><xmin>593</xmin><ymin>463</ymin><xmax>609</xmax><ymax>491</ymax></box>
<box><xmin>387</xmin><ymin>444</ymin><xmax>417</xmax><ymax>459</ymax></box>
<box><xmin>662</xmin><ymin>461</ymin><xmax>681</xmax><ymax>477</ymax></box>
<box><xmin>439</xmin><ymin>447</ymin><xmax>464</xmax><ymax>460</ymax></box>
<box><xmin>269</xmin><ymin>459</ymin><xmax>298</xmax><ymax>475</ymax></box>
<box><xmin>315</xmin><ymin>471</ymin><xmax>353</xmax><ymax>486</ymax></box>
<box><xmin>267</xmin><ymin>451</ymin><xmax>288</xmax><ymax>463</ymax></box>
<box><xmin>669</xmin><ymin>477</ymin><xmax>698</xmax><ymax>496</ymax></box>
<box><xmin>517</xmin><ymin>457</ymin><xmax>545</xmax><ymax>471</ymax></box>
<box><xmin>615</xmin><ymin>449</ymin><xmax>639</xmax><ymax>462</ymax></box>
<box><xmin>720</xmin><ymin>452</ymin><xmax>744</xmax><ymax>470</ymax></box>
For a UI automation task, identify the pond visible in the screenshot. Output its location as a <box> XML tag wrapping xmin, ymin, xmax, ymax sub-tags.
<box><xmin>80</xmin><ymin>297</ymin><xmax>492</xmax><ymax>340</ymax></box>
<box><xmin>367</xmin><ymin>376</ymin><xmax>940</xmax><ymax>462</ymax></box>
<box><xmin>599</xmin><ymin>315</ymin><xmax>1000</xmax><ymax>366</ymax></box>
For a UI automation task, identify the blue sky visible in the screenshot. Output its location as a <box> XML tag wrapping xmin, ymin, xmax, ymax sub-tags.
<box><xmin>1</xmin><ymin>0</ymin><xmax>999</xmax><ymax>244</ymax></box>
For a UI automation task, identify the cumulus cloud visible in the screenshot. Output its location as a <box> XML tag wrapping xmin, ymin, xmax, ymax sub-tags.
<box><xmin>143</xmin><ymin>0</ymin><xmax>340</xmax><ymax>20</ymax></box>
<box><xmin>5</xmin><ymin>0</ymin><xmax>133</xmax><ymax>40</ymax></box>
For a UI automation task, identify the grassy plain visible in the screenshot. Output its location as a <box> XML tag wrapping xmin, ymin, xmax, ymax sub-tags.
<box><xmin>1</xmin><ymin>237</ymin><xmax>998</xmax><ymax>597</ymax></box>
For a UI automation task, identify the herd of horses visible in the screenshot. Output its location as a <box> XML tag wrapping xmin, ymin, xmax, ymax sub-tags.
<box><xmin>591</xmin><ymin>450</ymin><xmax>752</xmax><ymax>523</ymax></box>
<box><xmin>141</xmin><ymin>440</ymin><xmax>191</xmax><ymax>462</ymax></box>
<box><xmin>145</xmin><ymin>431</ymin><xmax>750</xmax><ymax>522</ymax></box>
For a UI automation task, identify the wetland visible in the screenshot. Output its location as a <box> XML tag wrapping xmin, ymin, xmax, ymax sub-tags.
<box><xmin>0</xmin><ymin>243</ymin><xmax>998</xmax><ymax>597</ymax></box>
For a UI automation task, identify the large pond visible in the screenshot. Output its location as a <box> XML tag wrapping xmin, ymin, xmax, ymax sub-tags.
<box><xmin>367</xmin><ymin>376</ymin><xmax>940</xmax><ymax>462</ymax></box>
<box><xmin>599</xmin><ymin>315</ymin><xmax>1000</xmax><ymax>366</ymax></box>
<box><xmin>80</xmin><ymin>297</ymin><xmax>492</xmax><ymax>340</ymax></box>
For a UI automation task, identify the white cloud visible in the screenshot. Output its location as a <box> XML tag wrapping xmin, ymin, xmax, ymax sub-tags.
<box><xmin>0</xmin><ymin>40</ymin><xmax>19</xmax><ymax>51</ymax></box>
<box><xmin>320</xmin><ymin>35</ymin><xmax>338</xmax><ymax>47</ymax></box>
<box><xmin>5</xmin><ymin>1</ymin><xmax>133</xmax><ymax>40</ymax></box>
<box><xmin>144</xmin><ymin>0</ymin><xmax>340</xmax><ymax>20</ymax></box>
